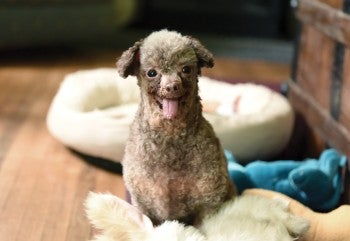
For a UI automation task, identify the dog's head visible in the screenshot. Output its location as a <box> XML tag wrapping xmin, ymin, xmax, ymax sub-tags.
<box><xmin>117</xmin><ymin>30</ymin><xmax>214</xmax><ymax>120</ymax></box>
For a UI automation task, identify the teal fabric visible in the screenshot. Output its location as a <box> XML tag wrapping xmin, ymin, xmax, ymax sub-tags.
<box><xmin>226</xmin><ymin>149</ymin><xmax>347</xmax><ymax>211</ymax></box>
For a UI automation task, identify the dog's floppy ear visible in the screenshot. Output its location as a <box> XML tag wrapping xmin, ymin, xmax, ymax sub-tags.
<box><xmin>188</xmin><ymin>36</ymin><xmax>214</xmax><ymax>69</ymax></box>
<box><xmin>117</xmin><ymin>39</ymin><xmax>143</xmax><ymax>78</ymax></box>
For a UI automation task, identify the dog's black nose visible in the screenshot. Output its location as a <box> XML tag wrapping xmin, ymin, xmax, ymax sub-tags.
<box><xmin>166</xmin><ymin>83</ymin><xmax>180</xmax><ymax>92</ymax></box>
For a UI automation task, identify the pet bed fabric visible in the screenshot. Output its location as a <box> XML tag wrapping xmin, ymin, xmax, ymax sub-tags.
<box><xmin>47</xmin><ymin>68</ymin><xmax>294</xmax><ymax>162</ymax></box>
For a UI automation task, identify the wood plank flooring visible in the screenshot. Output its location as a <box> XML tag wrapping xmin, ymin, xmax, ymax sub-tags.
<box><xmin>0</xmin><ymin>50</ymin><xmax>290</xmax><ymax>241</ymax></box>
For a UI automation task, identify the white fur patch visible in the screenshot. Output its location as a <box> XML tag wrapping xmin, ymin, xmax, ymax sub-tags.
<box><xmin>86</xmin><ymin>193</ymin><xmax>309</xmax><ymax>241</ymax></box>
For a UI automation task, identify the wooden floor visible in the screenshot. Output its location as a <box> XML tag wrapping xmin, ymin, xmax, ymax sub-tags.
<box><xmin>0</xmin><ymin>49</ymin><xmax>290</xmax><ymax>241</ymax></box>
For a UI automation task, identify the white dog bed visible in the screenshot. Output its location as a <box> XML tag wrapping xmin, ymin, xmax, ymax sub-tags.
<box><xmin>47</xmin><ymin>68</ymin><xmax>294</xmax><ymax>163</ymax></box>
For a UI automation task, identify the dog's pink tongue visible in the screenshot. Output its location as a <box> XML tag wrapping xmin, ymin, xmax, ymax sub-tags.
<box><xmin>163</xmin><ymin>99</ymin><xmax>178</xmax><ymax>119</ymax></box>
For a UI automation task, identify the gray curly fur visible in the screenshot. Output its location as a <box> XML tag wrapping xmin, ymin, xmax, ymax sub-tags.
<box><xmin>116</xmin><ymin>30</ymin><xmax>236</xmax><ymax>225</ymax></box>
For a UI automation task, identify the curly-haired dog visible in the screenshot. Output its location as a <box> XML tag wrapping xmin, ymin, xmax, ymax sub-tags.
<box><xmin>117</xmin><ymin>30</ymin><xmax>236</xmax><ymax>225</ymax></box>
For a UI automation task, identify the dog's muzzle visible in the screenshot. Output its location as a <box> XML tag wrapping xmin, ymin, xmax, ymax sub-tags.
<box><xmin>159</xmin><ymin>80</ymin><xmax>184</xmax><ymax>120</ymax></box>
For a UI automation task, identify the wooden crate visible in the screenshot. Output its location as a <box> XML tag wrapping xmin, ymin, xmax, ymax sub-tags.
<box><xmin>289</xmin><ymin>0</ymin><xmax>350</xmax><ymax>203</ymax></box>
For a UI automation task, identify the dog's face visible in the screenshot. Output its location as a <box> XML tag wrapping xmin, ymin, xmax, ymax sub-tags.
<box><xmin>139</xmin><ymin>44</ymin><xmax>199</xmax><ymax>120</ymax></box>
<box><xmin>117</xmin><ymin>30</ymin><xmax>214</xmax><ymax>120</ymax></box>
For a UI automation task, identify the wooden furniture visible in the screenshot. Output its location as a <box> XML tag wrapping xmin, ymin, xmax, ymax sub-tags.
<box><xmin>288</xmin><ymin>0</ymin><xmax>350</xmax><ymax>203</ymax></box>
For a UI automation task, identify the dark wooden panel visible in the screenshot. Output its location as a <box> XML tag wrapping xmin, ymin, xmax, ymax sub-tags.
<box><xmin>296</xmin><ymin>24</ymin><xmax>334</xmax><ymax>111</ymax></box>
<box><xmin>319</xmin><ymin>0</ymin><xmax>343</xmax><ymax>8</ymax></box>
<box><xmin>340</xmin><ymin>49</ymin><xmax>350</xmax><ymax>131</ymax></box>
<box><xmin>288</xmin><ymin>80</ymin><xmax>350</xmax><ymax>163</ymax></box>
<box><xmin>297</xmin><ymin>0</ymin><xmax>350</xmax><ymax>46</ymax></box>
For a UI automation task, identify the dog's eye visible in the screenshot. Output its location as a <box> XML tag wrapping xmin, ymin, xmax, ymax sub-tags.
<box><xmin>182</xmin><ymin>66</ymin><xmax>192</xmax><ymax>74</ymax></box>
<box><xmin>147</xmin><ymin>69</ymin><xmax>158</xmax><ymax>78</ymax></box>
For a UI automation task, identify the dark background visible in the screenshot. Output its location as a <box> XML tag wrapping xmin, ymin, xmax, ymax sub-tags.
<box><xmin>132</xmin><ymin>0</ymin><xmax>296</xmax><ymax>39</ymax></box>
<box><xmin>0</xmin><ymin>0</ymin><xmax>297</xmax><ymax>63</ymax></box>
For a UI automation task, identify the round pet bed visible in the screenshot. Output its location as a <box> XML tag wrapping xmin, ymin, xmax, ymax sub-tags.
<box><xmin>47</xmin><ymin>68</ymin><xmax>294</xmax><ymax>163</ymax></box>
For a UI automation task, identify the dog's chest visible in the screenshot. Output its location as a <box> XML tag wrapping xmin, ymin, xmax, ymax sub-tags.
<box><xmin>125</xmin><ymin>128</ymin><xmax>223</xmax><ymax>179</ymax></box>
<box><xmin>124</xmin><ymin>118</ymin><xmax>222</xmax><ymax>172</ymax></box>
<box><xmin>123</xmin><ymin>120</ymin><xmax>230</xmax><ymax>221</ymax></box>
<box><xmin>140</xmin><ymin>133</ymin><xmax>199</xmax><ymax>171</ymax></box>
